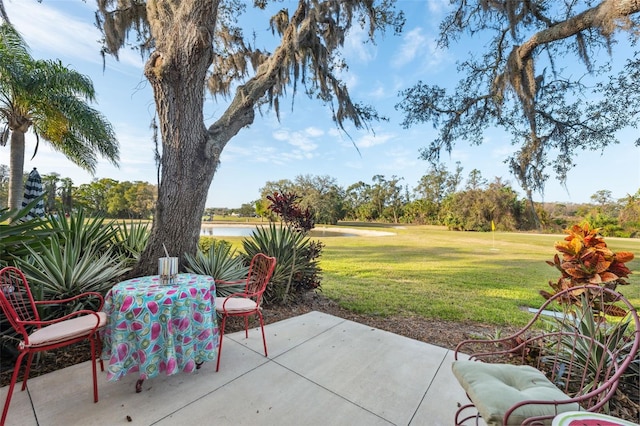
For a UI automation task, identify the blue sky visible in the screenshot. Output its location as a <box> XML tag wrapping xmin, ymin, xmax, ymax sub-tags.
<box><xmin>1</xmin><ymin>0</ymin><xmax>639</xmax><ymax>208</ymax></box>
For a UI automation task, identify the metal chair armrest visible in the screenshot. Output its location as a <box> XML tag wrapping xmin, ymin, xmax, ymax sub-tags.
<box><xmin>34</xmin><ymin>291</ymin><xmax>105</xmax><ymax>311</ymax></box>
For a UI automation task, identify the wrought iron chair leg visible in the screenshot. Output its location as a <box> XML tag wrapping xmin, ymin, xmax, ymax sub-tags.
<box><xmin>216</xmin><ymin>315</ymin><xmax>227</xmax><ymax>372</ymax></box>
<box><xmin>258</xmin><ymin>311</ymin><xmax>268</xmax><ymax>357</ymax></box>
<box><xmin>2</xmin><ymin>352</ymin><xmax>27</xmax><ymax>425</ymax></box>
<box><xmin>91</xmin><ymin>337</ymin><xmax>99</xmax><ymax>402</ymax></box>
<box><xmin>20</xmin><ymin>352</ymin><xmax>35</xmax><ymax>391</ymax></box>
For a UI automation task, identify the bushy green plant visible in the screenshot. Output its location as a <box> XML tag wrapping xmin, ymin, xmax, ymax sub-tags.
<box><xmin>183</xmin><ymin>239</ymin><xmax>248</xmax><ymax>297</ymax></box>
<box><xmin>243</xmin><ymin>223</ymin><xmax>322</xmax><ymax>304</ymax></box>
<box><xmin>550</xmin><ymin>301</ymin><xmax>632</xmax><ymax>393</ymax></box>
<box><xmin>198</xmin><ymin>236</ymin><xmax>231</xmax><ymax>253</ymax></box>
<box><xmin>15</xmin><ymin>233</ymin><xmax>128</xmax><ymax>317</ymax></box>
<box><xmin>111</xmin><ymin>220</ymin><xmax>150</xmax><ymax>266</ymax></box>
<box><xmin>0</xmin><ymin>204</ymin><xmax>54</xmax><ymax>267</ymax></box>
<box><xmin>1</xmin><ymin>209</ymin><xmax>128</xmax><ymax>357</ymax></box>
<box><xmin>48</xmin><ymin>208</ymin><xmax>119</xmax><ymax>254</ymax></box>
<box><xmin>9</xmin><ymin>209</ymin><xmax>128</xmax><ymax>316</ymax></box>
<box><xmin>617</xmin><ymin>349</ymin><xmax>639</xmax><ymax>407</ymax></box>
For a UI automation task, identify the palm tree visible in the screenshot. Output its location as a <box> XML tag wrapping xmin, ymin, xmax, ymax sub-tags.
<box><xmin>0</xmin><ymin>23</ymin><xmax>119</xmax><ymax>210</ymax></box>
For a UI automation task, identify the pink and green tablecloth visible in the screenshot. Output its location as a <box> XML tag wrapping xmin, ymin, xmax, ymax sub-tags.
<box><xmin>101</xmin><ymin>274</ymin><xmax>218</xmax><ymax>382</ymax></box>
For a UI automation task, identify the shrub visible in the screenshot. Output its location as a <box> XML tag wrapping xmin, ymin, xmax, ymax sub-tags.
<box><xmin>9</xmin><ymin>209</ymin><xmax>130</xmax><ymax>317</ymax></box>
<box><xmin>198</xmin><ymin>236</ymin><xmax>230</xmax><ymax>253</ymax></box>
<box><xmin>0</xmin><ymin>205</ymin><xmax>53</xmax><ymax>268</ymax></box>
<box><xmin>183</xmin><ymin>239</ymin><xmax>248</xmax><ymax>297</ymax></box>
<box><xmin>242</xmin><ymin>223</ymin><xmax>322</xmax><ymax>305</ymax></box>
<box><xmin>15</xmin><ymin>233</ymin><xmax>129</xmax><ymax>317</ymax></box>
<box><xmin>111</xmin><ymin>221</ymin><xmax>150</xmax><ymax>267</ymax></box>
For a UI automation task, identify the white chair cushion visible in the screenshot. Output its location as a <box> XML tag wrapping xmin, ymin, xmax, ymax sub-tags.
<box><xmin>25</xmin><ymin>312</ymin><xmax>107</xmax><ymax>348</ymax></box>
<box><xmin>215</xmin><ymin>297</ymin><xmax>258</xmax><ymax>313</ymax></box>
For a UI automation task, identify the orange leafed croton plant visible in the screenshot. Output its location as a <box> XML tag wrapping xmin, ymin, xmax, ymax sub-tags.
<box><xmin>541</xmin><ymin>222</ymin><xmax>634</xmax><ymax>316</ymax></box>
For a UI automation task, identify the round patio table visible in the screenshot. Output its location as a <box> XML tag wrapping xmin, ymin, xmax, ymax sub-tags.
<box><xmin>552</xmin><ymin>411</ymin><xmax>639</xmax><ymax>426</ymax></box>
<box><xmin>101</xmin><ymin>273</ymin><xmax>218</xmax><ymax>392</ymax></box>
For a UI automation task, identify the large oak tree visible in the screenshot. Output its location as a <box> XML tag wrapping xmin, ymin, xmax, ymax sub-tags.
<box><xmin>89</xmin><ymin>0</ymin><xmax>402</xmax><ymax>275</ymax></box>
<box><xmin>396</xmin><ymin>0</ymin><xmax>640</xmax><ymax>227</ymax></box>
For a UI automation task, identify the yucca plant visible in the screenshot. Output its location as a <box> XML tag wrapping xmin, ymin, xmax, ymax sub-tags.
<box><xmin>544</xmin><ymin>298</ymin><xmax>635</xmax><ymax>397</ymax></box>
<box><xmin>617</xmin><ymin>348</ymin><xmax>639</xmax><ymax>406</ymax></box>
<box><xmin>183</xmin><ymin>239</ymin><xmax>248</xmax><ymax>297</ymax></box>
<box><xmin>48</xmin><ymin>207</ymin><xmax>119</xmax><ymax>256</ymax></box>
<box><xmin>559</xmin><ymin>297</ymin><xmax>630</xmax><ymax>393</ymax></box>
<box><xmin>111</xmin><ymin>220</ymin><xmax>150</xmax><ymax>266</ymax></box>
<box><xmin>15</xmin><ymin>233</ymin><xmax>129</xmax><ymax>317</ymax></box>
<box><xmin>0</xmin><ymin>203</ymin><xmax>54</xmax><ymax>267</ymax></box>
<box><xmin>243</xmin><ymin>222</ymin><xmax>322</xmax><ymax>304</ymax></box>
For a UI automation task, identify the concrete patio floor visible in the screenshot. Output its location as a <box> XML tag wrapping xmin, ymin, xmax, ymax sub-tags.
<box><xmin>0</xmin><ymin>311</ymin><xmax>472</xmax><ymax>425</ymax></box>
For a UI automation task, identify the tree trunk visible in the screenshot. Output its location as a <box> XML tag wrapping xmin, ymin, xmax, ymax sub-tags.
<box><xmin>131</xmin><ymin>1</ymin><xmax>217</xmax><ymax>275</ymax></box>
<box><xmin>8</xmin><ymin>130</ymin><xmax>25</xmax><ymax>211</ymax></box>
<box><xmin>132</xmin><ymin>0</ymin><xmax>313</xmax><ymax>276</ymax></box>
<box><xmin>526</xmin><ymin>189</ymin><xmax>541</xmax><ymax>230</ymax></box>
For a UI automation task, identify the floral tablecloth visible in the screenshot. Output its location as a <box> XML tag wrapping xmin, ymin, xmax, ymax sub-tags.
<box><xmin>101</xmin><ymin>274</ymin><xmax>218</xmax><ymax>382</ymax></box>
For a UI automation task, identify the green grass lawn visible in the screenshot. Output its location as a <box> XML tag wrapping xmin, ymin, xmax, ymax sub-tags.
<box><xmin>213</xmin><ymin>223</ymin><xmax>640</xmax><ymax>328</ymax></box>
<box><xmin>322</xmin><ymin>225</ymin><xmax>640</xmax><ymax>327</ymax></box>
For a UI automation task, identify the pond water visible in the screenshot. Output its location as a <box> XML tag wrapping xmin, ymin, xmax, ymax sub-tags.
<box><xmin>200</xmin><ymin>225</ymin><xmax>356</xmax><ymax>237</ymax></box>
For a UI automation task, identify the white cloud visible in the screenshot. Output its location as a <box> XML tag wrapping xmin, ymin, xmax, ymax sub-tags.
<box><xmin>272</xmin><ymin>129</ymin><xmax>318</xmax><ymax>152</ymax></box>
<box><xmin>6</xmin><ymin>0</ymin><xmax>143</xmax><ymax>70</ymax></box>
<box><xmin>428</xmin><ymin>0</ymin><xmax>451</xmax><ymax>15</ymax></box>
<box><xmin>272</xmin><ymin>129</ymin><xmax>290</xmax><ymax>141</ymax></box>
<box><xmin>382</xmin><ymin>148</ymin><xmax>419</xmax><ymax>172</ymax></box>
<box><xmin>12</xmin><ymin>120</ymin><xmax>157</xmax><ymax>187</ymax></box>
<box><xmin>336</xmin><ymin>65</ymin><xmax>360</xmax><ymax>91</ymax></box>
<box><xmin>305</xmin><ymin>127</ymin><xmax>324</xmax><ymax>137</ymax></box>
<box><xmin>289</xmin><ymin>134</ymin><xmax>318</xmax><ymax>152</ymax></box>
<box><xmin>293</xmin><ymin>134</ymin><xmax>318</xmax><ymax>152</ymax></box>
<box><xmin>342</xmin><ymin>25</ymin><xmax>376</xmax><ymax>63</ymax></box>
<box><xmin>367</xmin><ymin>82</ymin><xmax>387</xmax><ymax>99</ymax></box>
<box><xmin>391</xmin><ymin>27</ymin><xmax>450</xmax><ymax>72</ymax></box>
<box><xmin>392</xmin><ymin>28</ymin><xmax>427</xmax><ymax>68</ymax></box>
<box><xmin>355</xmin><ymin>132</ymin><xmax>395</xmax><ymax>149</ymax></box>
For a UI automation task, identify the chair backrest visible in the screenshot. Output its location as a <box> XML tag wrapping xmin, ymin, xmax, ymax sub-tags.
<box><xmin>0</xmin><ymin>266</ymin><xmax>40</xmax><ymax>337</ymax></box>
<box><xmin>244</xmin><ymin>254</ymin><xmax>277</xmax><ymax>307</ymax></box>
<box><xmin>459</xmin><ymin>285</ymin><xmax>639</xmax><ymax>415</ymax></box>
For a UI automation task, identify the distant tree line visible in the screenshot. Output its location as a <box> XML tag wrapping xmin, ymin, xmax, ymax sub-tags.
<box><xmin>1</xmin><ymin>163</ymin><xmax>638</xmax><ymax>237</ymax></box>
<box><xmin>0</xmin><ymin>168</ymin><xmax>156</xmax><ymax>219</ymax></box>
<box><xmin>252</xmin><ymin>164</ymin><xmax>640</xmax><ymax>237</ymax></box>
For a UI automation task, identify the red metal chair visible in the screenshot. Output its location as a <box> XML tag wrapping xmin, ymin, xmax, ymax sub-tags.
<box><xmin>0</xmin><ymin>266</ymin><xmax>106</xmax><ymax>425</ymax></box>
<box><xmin>214</xmin><ymin>253</ymin><xmax>276</xmax><ymax>371</ymax></box>
<box><xmin>452</xmin><ymin>285</ymin><xmax>640</xmax><ymax>425</ymax></box>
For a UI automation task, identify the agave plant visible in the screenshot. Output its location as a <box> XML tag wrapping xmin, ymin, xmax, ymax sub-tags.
<box><xmin>0</xmin><ymin>203</ymin><xmax>54</xmax><ymax>267</ymax></box>
<box><xmin>541</xmin><ymin>222</ymin><xmax>634</xmax><ymax>316</ymax></box>
<box><xmin>111</xmin><ymin>220</ymin><xmax>150</xmax><ymax>266</ymax></box>
<box><xmin>544</xmin><ymin>298</ymin><xmax>635</xmax><ymax>396</ymax></box>
<box><xmin>48</xmin><ymin>208</ymin><xmax>118</xmax><ymax>252</ymax></box>
<box><xmin>15</xmin><ymin>233</ymin><xmax>129</xmax><ymax>317</ymax></box>
<box><xmin>183</xmin><ymin>239</ymin><xmax>248</xmax><ymax>297</ymax></box>
<box><xmin>242</xmin><ymin>223</ymin><xmax>322</xmax><ymax>304</ymax></box>
<box><xmin>617</xmin><ymin>348</ymin><xmax>639</xmax><ymax>407</ymax></box>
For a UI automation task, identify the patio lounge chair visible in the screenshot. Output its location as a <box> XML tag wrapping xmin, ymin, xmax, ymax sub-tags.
<box><xmin>0</xmin><ymin>266</ymin><xmax>106</xmax><ymax>425</ymax></box>
<box><xmin>214</xmin><ymin>253</ymin><xmax>277</xmax><ymax>372</ymax></box>
<box><xmin>452</xmin><ymin>285</ymin><xmax>639</xmax><ymax>425</ymax></box>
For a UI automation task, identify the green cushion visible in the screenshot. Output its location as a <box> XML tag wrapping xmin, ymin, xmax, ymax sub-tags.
<box><xmin>452</xmin><ymin>361</ymin><xmax>582</xmax><ymax>425</ymax></box>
